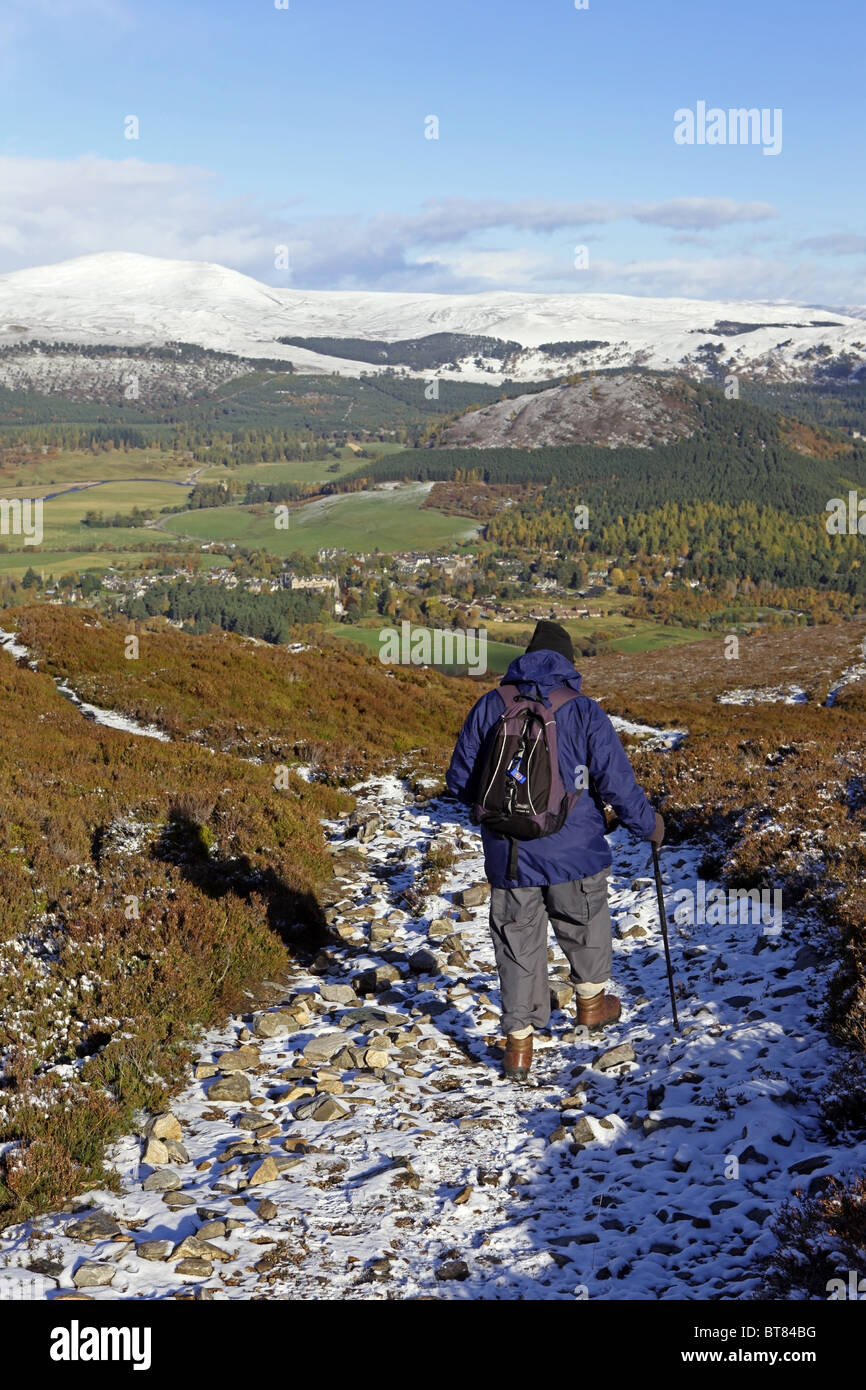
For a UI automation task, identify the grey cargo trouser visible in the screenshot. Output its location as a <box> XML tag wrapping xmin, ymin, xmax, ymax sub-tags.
<box><xmin>489</xmin><ymin>869</ymin><xmax>613</xmax><ymax>1035</ymax></box>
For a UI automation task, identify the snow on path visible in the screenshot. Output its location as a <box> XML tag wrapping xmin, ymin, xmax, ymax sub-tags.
<box><xmin>0</xmin><ymin>628</ymin><xmax>170</xmax><ymax>741</ymax></box>
<box><xmin>0</xmin><ymin>776</ymin><xmax>860</xmax><ymax>1302</ymax></box>
<box><xmin>0</xmin><ymin>629</ymin><xmax>31</xmax><ymax>663</ymax></box>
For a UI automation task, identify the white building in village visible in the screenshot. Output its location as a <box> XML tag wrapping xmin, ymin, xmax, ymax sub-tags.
<box><xmin>282</xmin><ymin>571</ymin><xmax>342</xmax><ymax>614</ymax></box>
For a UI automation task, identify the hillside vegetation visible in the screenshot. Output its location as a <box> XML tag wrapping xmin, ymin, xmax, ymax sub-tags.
<box><xmin>582</xmin><ymin>621</ymin><xmax>866</xmax><ymax>1047</ymax></box>
<box><xmin>0</xmin><ymin>607</ymin><xmax>477</xmax><ymax>1225</ymax></box>
<box><xmin>342</xmin><ymin>387</ymin><xmax>866</xmax><ymax>513</ymax></box>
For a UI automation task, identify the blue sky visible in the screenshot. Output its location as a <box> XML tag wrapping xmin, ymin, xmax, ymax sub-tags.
<box><xmin>0</xmin><ymin>0</ymin><xmax>863</xmax><ymax>302</ymax></box>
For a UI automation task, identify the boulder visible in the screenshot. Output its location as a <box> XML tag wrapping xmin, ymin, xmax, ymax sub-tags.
<box><xmin>453</xmin><ymin>884</ymin><xmax>489</xmax><ymax>908</ymax></box>
<box><xmin>217</xmin><ymin>1045</ymin><xmax>261</xmax><ymax>1072</ymax></box>
<box><xmin>253</xmin><ymin>1012</ymin><xmax>297</xmax><ymax>1040</ymax></box>
<box><xmin>302</xmin><ymin>1032</ymin><xmax>348</xmax><ymax>1065</ymax></box>
<box><xmin>318</xmin><ymin>984</ymin><xmax>358</xmax><ymax>1005</ymax></box>
<box><xmin>143</xmin><ymin>1112</ymin><xmax>182</xmax><ymax>1143</ymax></box>
<box><xmin>65</xmin><ymin>1209</ymin><xmax>123</xmax><ymax>1242</ymax></box>
<box><xmin>208</xmin><ymin>1073</ymin><xmax>251</xmax><ymax>1103</ymax></box>
<box><xmin>593</xmin><ymin>1042</ymin><xmax>636</xmax><ymax>1072</ymax></box>
<box><xmin>72</xmin><ymin>1262</ymin><xmax>115</xmax><ymax>1288</ymax></box>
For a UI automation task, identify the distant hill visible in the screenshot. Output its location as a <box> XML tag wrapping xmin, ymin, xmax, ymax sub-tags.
<box><xmin>339</xmin><ymin>380</ymin><xmax>866</xmax><ymax>518</ymax></box>
<box><xmin>431</xmin><ymin>373</ymin><xmax>700</xmax><ymax>449</ymax></box>
<box><xmin>0</xmin><ymin>252</ymin><xmax>864</xmax><ymax>388</ymax></box>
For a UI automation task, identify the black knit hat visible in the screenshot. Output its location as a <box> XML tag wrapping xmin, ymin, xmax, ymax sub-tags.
<box><xmin>525</xmin><ymin>619</ymin><xmax>575</xmax><ymax>664</ymax></box>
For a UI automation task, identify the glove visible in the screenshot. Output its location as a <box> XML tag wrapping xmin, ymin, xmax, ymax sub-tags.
<box><xmin>648</xmin><ymin>812</ymin><xmax>665</xmax><ymax>848</ymax></box>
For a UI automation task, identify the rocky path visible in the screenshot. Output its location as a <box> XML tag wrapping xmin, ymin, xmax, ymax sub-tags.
<box><xmin>1</xmin><ymin>774</ymin><xmax>862</xmax><ymax>1301</ymax></box>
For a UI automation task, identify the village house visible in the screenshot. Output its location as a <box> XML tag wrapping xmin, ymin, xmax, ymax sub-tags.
<box><xmin>282</xmin><ymin>572</ymin><xmax>340</xmax><ymax>597</ymax></box>
<box><xmin>280</xmin><ymin>570</ymin><xmax>342</xmax><ymax>613</ymax></box>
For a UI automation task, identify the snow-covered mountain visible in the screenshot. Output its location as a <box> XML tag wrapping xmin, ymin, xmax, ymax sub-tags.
<box><xmin>0</xmin><ymin>251</ymin><xmax>864</xmax><ymax>387</ymax></box>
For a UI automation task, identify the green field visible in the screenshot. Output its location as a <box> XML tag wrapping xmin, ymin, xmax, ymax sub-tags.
<box><xmin>327</xmin><ymin>615</ymin><xmax>711</xmax><ymax>672</ymax></box>
<box><xmin>0</xmin><ymin>442</ymin><xmax>407</xmax><ymax>494</ymax></box>
<box><xmin>198</xmin><ymin>442</ymin><xmax>408</xmax><ymax>487</ymax></box>
<box><xmin>0</xmin><ymin>448</ymin><xmax>193</xmax><ymax>489</ymax></box>
<box><xmin>0</xmin><ymin>550</ymin><xmax>231</xmax><ymax>580</ymax></box>
<box><xmin>598</xmin><ymin>622</ymin><xmax>709</xmax><ymax>652</ymax></box>
<box><xmin>4</xmin><ymin>481</ymin><xmax>193</xmax><ymax>552</ymax></box>
<box><xmin>0</xmin><ymin>457</ymin><xmax>481</xmax><ymax>567</ymax></box>
<box><xmin>0</xmin><ymin>550</ymin><xmax>159</xmax><ymax>579</ymax></box>
<box><xmin>199</xmin><ymin>457</ymin><xmax>346</xmax><ymax>487</ymax></box>
<box><xmin>483</xmin><ymin>613</ymin><xmax>710</xmax><ymax>654</ymax></box>
<box><xmin>159</xmin><ymin>483</ymin><xmax>480</xmax><ymax>555</ymax></box>
<box><xmin>326</xmin><ymin>622</ymin><xmax>519</xmax><ymax>675</ymax></box>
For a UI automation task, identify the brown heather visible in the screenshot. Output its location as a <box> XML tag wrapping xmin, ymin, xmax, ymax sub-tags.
<box><xmin>9</xmin><ymin>605</ymin><xmax>476</xmax><ymax>778</ymax></box>
<box><xmin>0</xmin><ymin>605</ymin><xmax>476</xmax><ymax>1225</ymax></box>
<box><xmin>751</xmin><ymin>1177</ymin><xmax>866</xmax><ymax>1300</ymax></box>
<box><xmin>578</xmin><ymin>617</ymin><xmax>866</xmax><ymax>1061</ymax></box>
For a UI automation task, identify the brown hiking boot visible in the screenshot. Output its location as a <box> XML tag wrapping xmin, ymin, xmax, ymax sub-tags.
<box><xmin>577</xmin><ymin>991</ymin><xmax>622</xmax><ymax>1031</ymax></box>
<box><xmin>502</xmin><ymin>1033</ymin><xmax>533</xmax><ymax>1081</ymax></box>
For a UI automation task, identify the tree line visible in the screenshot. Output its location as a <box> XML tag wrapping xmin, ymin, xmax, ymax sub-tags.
<box><xmin>119</xmin><ymin>577</ymin><xmax>328</xmax><ymax>645</ymax></box>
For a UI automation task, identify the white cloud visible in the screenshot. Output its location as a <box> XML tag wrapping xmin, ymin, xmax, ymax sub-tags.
<box><xmin>407</xmin><ymin>198</ymin><xmax>622</xmax><ymax>240</ymax></box>
<box><xmin>798</xmin><ymin>234</ymin><xmax>866</xmax><ymax>256</ymax></box>
<box><xmin>0</xmin><ymin>155</ymin><xmax>280</xmax><ymax>269</ymax></box>
<box><xmin>608</xmin><ymin>254</ymin><xmax>850</xmax><ymax>303</ymax></box>
<box><xmin>422</xmin><ymin>246</ymin><xmax>565</xmax><ymax>286</ymax></box>
<box><xmin>0</xmin><ymin>154</ymin><xmax>859</xmax><ymax>303</ymax></box>
<box><xmin>633</xmin><ymin>198</ymin><xmax>777</xmax><ymax>230</ymax></box>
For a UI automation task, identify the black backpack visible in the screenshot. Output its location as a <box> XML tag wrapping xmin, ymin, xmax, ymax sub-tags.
<box><xmin>471</xmin><ymin>683</ymin><xmax>584</xmax><ymax>874</ymax></box>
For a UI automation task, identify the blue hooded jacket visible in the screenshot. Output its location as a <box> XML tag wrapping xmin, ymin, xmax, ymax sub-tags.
<box><xmin>445</xmin><ymin>649</ymin><xmax>657</xmax><ymax>887</ymax></box>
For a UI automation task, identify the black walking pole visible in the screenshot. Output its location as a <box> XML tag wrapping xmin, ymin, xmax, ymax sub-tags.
<box><xmin>651</xmin><ymin>843</ymin><xmax>680</xmax><ymax>1032</ymax></box>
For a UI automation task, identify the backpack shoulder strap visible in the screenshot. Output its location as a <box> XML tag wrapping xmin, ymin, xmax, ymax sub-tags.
<box><xmin>497</xmin><ymin>683</ymin><xmax>540</xmax><ymax>714</ymax></box>
<box><xmin>498</xmin><ymin>683</ymin><xmax>582</xmax><ymax>716</ymax></box>
<box><xmin>544</xmin><ymin>685</ymin><xmax>583</xmax><ymax>713</ymax></box>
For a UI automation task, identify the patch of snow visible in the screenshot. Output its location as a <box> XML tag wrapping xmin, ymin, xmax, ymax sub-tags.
<box><xmin>56</xmin><ymin>681</ymin><xmax>171</xmax><ymax>741</ymax></box>
<box><xmin>0</xmin><ymin>628</ymin><xmax>30</xmax><ymax>662</ymax></box>
<box><xmin>826</xmin><ymin>661</ymin><xmax>866</xmax><ymax>707</ymax></box>
<box><xmin>717</xmin><ymin>685</ymin><xmax>809</xmax><ymax>706</ymax></box>
<box><xmin>609</xmin><ymin>713</ymin><xmax>687</xmax><ymax>749</ymax></box>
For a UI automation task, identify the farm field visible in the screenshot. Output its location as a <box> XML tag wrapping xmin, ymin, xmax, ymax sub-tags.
<box><xmin>0</xmin><ymin>549</ymin><xmax>159</xmax><ymax>579</ymax></box>
<box><xmin>196</xmin><ymin>446</ymin><xmax>396</xmax><ymax>488</ymax></box>
<box><xmin>0</xmin><ymin>549</ymin><xmax>231</xmax><ymax>580</ymax></box>
<box><xmin>325</xmin><ymin>621</ymin><xmax>519</xmax><ymax>674</ymax></box>
<box><xmin>159</xmin><ymin>482</ymin><xmax>481</xmax><ymax>555</ymax></box>
<box><xmin>1</xmin><ymin>481</ymin><xmax>194</xmax><ymax>553</ymax></box>
<box><xmin>591</xmin><ymin>621</ymin><xmax>713</xmax><ymax>652</ymax></box>
<box><xmin>0</xmin><ymin>445</ymin><xmax>405</xmax><ymax>501</ymax></box>
<box><xmin>482</xmin><ymin>614</ymin><xmax>710</xmax><ymax>653</ymax></box>
<box><xmin>329</xmin><ymin>617</ymin><xmax>713</xmax><ymax>671</ymax></box>
<box><xmin>0</xmin><ymin>447</ymin><xmax>194</xmax><ymax>488</ymax></box>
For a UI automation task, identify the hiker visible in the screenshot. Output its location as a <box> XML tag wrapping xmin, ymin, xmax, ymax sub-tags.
<box><xmin>445</xmin><ymin>620</ymin><xmax>664</xmax><ymax>1081</ymax></box>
